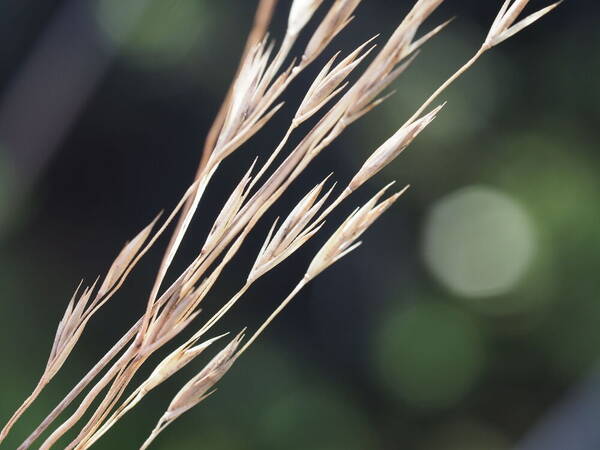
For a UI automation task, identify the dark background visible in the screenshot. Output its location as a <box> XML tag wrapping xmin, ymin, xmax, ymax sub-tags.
<box><xmin>1</xmin><ymin>1</ymin><xmax>599</xmax><ymax>449</ymax></box>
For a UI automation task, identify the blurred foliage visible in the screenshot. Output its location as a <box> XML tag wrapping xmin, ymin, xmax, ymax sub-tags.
<box><xmin>373</xmin><ymin>299</ymin><xmax>487</xmax><ymax>411</ymax></box>
<box><xmin>96</xmin><ymin>0</ymin><xmax>213</xmax><ymax>68</ymax></box>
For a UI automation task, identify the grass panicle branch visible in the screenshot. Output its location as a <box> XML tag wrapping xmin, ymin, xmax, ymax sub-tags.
<box><xmin>0</xmin><ymin>1</ymin><xmax>561</xmax><ymax>449</ymax></box>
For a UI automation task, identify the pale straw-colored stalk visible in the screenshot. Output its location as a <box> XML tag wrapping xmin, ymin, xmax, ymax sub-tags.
<box><xmin>0</xmin><ymin>1</ymin><xmax>561</xmax><ymax>449</ymax></box>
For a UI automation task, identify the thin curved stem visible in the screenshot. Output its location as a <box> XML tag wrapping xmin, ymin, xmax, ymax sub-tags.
<box><xmin>37</xmin><ymin>345</ymin><xmax>137</xmax><ymax>450</ymax></box>
<box><xmin>404</xmin><ymin>46</ymin><xmax>487</xmax><ymax>126</ymax></box>
<box><xmin>139</xmin><ymin>417</ymin><xmax>172</xmax><ymax>450</ymax></box>
<box><xmin>17</xmin><ymin>324</ymin><xmax>136</xmax><ymax>450</ymax></box>
<box><xmin>238</xmin><ymin>279</ymin><xmax>307</xmax><ymax>356</ymax></box>
<box><xmin>0</xmin><ymin>379</ymin><xmax>46</xmax><ymax>444</ymax></box>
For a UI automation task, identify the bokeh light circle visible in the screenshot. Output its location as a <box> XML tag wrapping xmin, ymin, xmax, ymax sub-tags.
<box><xmin>423</xmin><ymin>185</ymin><xmax>536</xmax><ymax>299</ymax></box>
<box><xmin>373</xmin><ymin>301</ymin><xmax>486</xmax><ymax>411</ymax></box>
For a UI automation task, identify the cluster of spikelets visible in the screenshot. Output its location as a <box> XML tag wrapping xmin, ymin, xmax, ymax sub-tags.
<box><xmin>0</xmin><ymin>0</ymin><xmax>560</xmax><ymax>448</ymax></box>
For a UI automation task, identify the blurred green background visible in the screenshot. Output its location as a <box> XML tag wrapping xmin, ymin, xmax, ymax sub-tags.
<box><xmin>0</xmin><ymin>1</ymin><xmax>598</xmax><ymax>449</ymax></box>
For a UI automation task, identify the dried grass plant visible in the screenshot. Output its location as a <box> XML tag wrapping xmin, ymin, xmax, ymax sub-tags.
<box><xmin>0</xmin><ymin>1</ymin><xmax>561</xmax><ymax>448</ymax></box>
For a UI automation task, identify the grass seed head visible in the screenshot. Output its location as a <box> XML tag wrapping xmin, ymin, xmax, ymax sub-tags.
<box><xmin>305</xmin><ymin>183</ymin><xmax>408</xmax><ymax>279</ymax></box>
<box><xmin>349</xmin><ymin>104</ymin><xmax>444</xmax><ymax>191</ymax></box>
<box><xmin>485</xmin><ymin>0</ymin><xmax>563</xmax><ymax>48</ymax></box>
<box><xmin>289</xmin><ymin>0</ymin><xmax>325</xmax><ymax>36</ymax></box>
<box><xmin>249</xmin><ymin>177</ymin><xmax>334</xmax><ymax>281</ymax></box>
<box><xmin>304</xmin><ymin>0</ymin><xmax>362</xmax><ymax>63</ymax></box>
<box><xmin>162</xmin><ymin>332</ymin><xmax>244</xmax><ymax>422</ymax></box>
